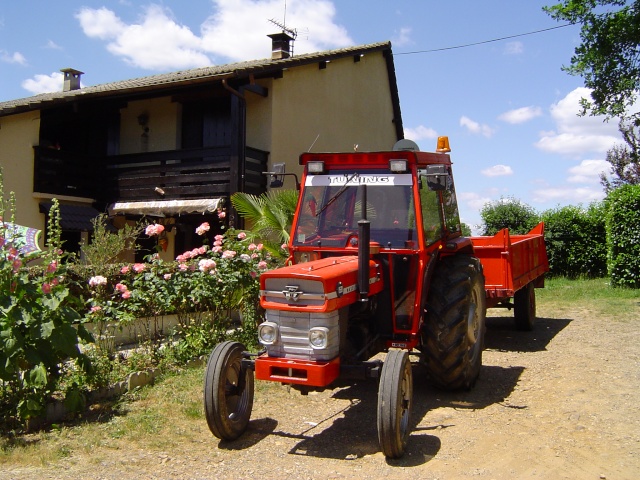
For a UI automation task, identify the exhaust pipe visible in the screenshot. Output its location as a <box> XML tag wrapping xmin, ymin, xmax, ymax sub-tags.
<box><xmin>358</xmin><ymin>185</ymin><xmax>370</xmax><ymax>301</ymax></box>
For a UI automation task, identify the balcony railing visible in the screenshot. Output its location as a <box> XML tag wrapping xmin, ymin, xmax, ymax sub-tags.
<box><xmin>33</xmin><ymin>145</ymin><xmax>269</xmax><ymax>203</ymax></box>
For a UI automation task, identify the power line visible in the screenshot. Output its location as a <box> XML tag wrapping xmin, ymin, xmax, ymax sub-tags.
<box><xmin>394</xmin><ymin>23</ymin><xmax>574</xmax><ymax>56</ymax></box>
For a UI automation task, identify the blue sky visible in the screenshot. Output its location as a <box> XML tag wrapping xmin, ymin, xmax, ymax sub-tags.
<box><xmin>0</xmin><ymin>0</ymin><xmax>627</xmax><ymax>233</ymax></box>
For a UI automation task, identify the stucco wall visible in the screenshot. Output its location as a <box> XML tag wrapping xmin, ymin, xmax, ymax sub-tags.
<box><xmin>0</xmin><ymin>111</ymin><xmax>43</xmax><ymax>233</ymax></box>
<box><xmin>269</xmin><ymin>51</ymin><xmax>399</xmax><ymax>182</ymax></box>
<box><xmin>119</xmin><ymin>97</ymin><xmax>179</xmax><ymax>154</ymax></box>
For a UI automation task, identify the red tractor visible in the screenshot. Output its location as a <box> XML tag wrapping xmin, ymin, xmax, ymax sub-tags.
<box><xmin>203</xmin><ymin>137</ymin><xmax>548</xmax><ymax>458</ymax></box>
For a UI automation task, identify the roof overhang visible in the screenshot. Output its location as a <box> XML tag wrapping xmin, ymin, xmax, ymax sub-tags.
<box><xmin>108</xmin><ymin>198</ymin><xmax>223</xmax><ymax>217</ymax></box>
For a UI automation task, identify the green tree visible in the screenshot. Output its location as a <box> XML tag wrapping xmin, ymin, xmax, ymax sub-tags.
<box><xmin>479</xmin><ymin>197</ymin><xmax>540</xmax><ymax>236</ymax></box>
<box><xmin>600</xmin><ymin>118</ymin><xmax>640</xmax><ymax>192</ymax></box>
<box><xmin>544</xmin><ymin>0</ymin><xmax>640</xmax><ymax>119</ymax></box>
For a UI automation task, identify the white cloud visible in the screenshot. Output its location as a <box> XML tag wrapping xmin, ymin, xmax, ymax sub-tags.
<box><xmin>482</xmin><ymin>165</ymin><xmax>513</xmax><ymax>177</ymax></box>
<box><xmin>201</xmin><ymin>0</ymin><xmax>352</xmax><ymax>61</ymax></box>
<box><xmin>532</xmin><ymin>185</ymin><xmax>604</xmax><ymax>204</ymax></box>
<box><xmin>458</xmin><ymin>191</ymin><xmax>492</xmax><ymax>212</ymax></box>
<box><xmin>460</xmin><ymin>116</ymin><xmax>495</xmax><ymax>138</ymax></box>
<box><xmin>1</xmin><ymin>50</ymin><xmax>27</xmax><ymax>65</ymax></box>
<box><xmin>392</xmin><ymin>27</ymin><xmax>412</xmax><ymax>47</ymax></box>
<box><xmin>498</xmin><ymin>106</ymin><xmax>542</xmax><ymax>124</ymax></box>
<box><xmin>45</xmin><ymin>40</ymin><xmax>62</xmax><ymax>50</ymax></box>
<box><xmin>404</xmin><ymin>125</ymin><xmax>437</xmax><ymax>142</ymax></box>
<box><xmin>75</xmin><ymin>1</ymin><xmax>352</xmax><ymax>70</ymax></box>
<box><xmin>77</xmin><ymin>5</ymin><xmax>210</xmax><ymax>70</ymax></box>
<box><xmin>504</xmin><ymin>41</ymin><xmax>523</xmax><ymax>55</ymax></box>
<box><xmin>21</xmin><ymin>72</ymin><xmax>64</xmax><ymax>95</ymax></box>
<box><xmin>567</xmin><ymin>159</ymin><xmax>609</xmax><ymax>183</ymax></box>
<box><xmin>535</xmin><ymin>87</ymin><xmax>620</xmax><ymax>156</ymax></box>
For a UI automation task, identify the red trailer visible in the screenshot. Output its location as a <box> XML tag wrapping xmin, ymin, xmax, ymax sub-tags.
<box><xmin>471</xmin><ymin>222</ymin><xmax>549</xmax><ymax>330</ymax></box>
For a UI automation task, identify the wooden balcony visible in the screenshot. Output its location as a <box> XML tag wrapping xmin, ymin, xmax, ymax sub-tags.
<box><xmin>33</xmin><ymin>145</ymin><xmax>269</xmax><ymax>204</ymax></box>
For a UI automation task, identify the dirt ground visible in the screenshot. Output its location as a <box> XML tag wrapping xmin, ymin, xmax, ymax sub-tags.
<box><xmin>3</xmin><ymin>302</ymin><xmax>639</xmax><ymax>480</ymax></box>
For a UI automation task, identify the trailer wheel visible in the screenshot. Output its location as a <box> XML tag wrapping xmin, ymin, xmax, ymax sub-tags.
<box><xmin>514</xmin><ymin>281</ymin><xmax>536</xmax><ymax>331</ymax></box>
<box><xmin>203</xmin><ymin>341</ymin><xmax>254</xmax><ymax>440</ymax></box>
<box><xmin>421</xmin><ymin>255</ymin><xmax>486</xmax><ymax>390</ymax></box>
<box><xmin>377</xmin><ymin>349</ymin><xmax>413</xmax><ymax>459</ymax></box>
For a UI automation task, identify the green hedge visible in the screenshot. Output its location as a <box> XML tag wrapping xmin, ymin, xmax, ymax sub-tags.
<box><xmin>606</xmin><ymin>185</ymin><xmax>640</xmax><ymax>288</ymax></box>
<box><xmin>541</xmin><ymin>203</ymin><xmax>607</xmax><ymax>278</ymax></box>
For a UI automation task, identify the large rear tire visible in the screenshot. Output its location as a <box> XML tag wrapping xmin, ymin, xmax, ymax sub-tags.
<box><xmin>203</xmin><ymin>341</ymin><xmax>254</xmax><ymax>440</ymax></box>
<box><xmin>514</xmin><ymin>281</ymin><xmax>536</xmax><ymax>331</ymax></box>
<box><xmin>377</xmin><ymin>349</ymin><xmax>413</xmax><ymax>459</ymax></box>
<box><xmin>421</xmin><ymin>255</ymin><xmax>486</xmax><ymax>390</ymax></box>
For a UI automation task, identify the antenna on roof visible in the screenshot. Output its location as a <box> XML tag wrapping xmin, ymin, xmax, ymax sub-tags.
<box><xmin>268</xmin><ymin>18</ymin><xmax>297</xmax><ymax>41</ymax></box>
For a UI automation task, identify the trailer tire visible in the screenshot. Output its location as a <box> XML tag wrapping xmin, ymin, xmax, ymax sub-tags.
<box><xmin>514</xmin><ymin>281</ymin><xmax>536</xmax><ymax>331</ymax></box>
<box><xmin>421</xmin><ymin>255</ymin><xmax>486</xmax><ymax>391</ymax></box>
<box><xmin>377</xmin><ymin>349</ymin><xmax>413</xmax><ymax>459</ymax></box>
<box><xmin>203</xmin><ymin>341</ymin><xmax>254</xmax><ymax>441</ymax></box>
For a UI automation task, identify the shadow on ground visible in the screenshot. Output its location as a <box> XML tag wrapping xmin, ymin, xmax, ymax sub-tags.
<box><xmin>484</xmin><ymin>315</ymin><xmax>572</xmax><ymax>352</ymax></box>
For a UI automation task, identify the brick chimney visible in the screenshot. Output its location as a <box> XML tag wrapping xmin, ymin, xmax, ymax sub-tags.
<box><xmin>268</xmin><ymin>32</ymin><xmax>294</xmax><ymax>60</ymax></box>
<box><xmin>61</xmin><ymin>68</ymin><xmax>84</xmax><ymax>92</ymax></box>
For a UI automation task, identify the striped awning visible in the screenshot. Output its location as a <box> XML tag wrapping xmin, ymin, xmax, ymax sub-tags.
<box><xmin>108</xmin><ymin>198</ymin><xmax>223</xmax><ymax>216</ymax></box>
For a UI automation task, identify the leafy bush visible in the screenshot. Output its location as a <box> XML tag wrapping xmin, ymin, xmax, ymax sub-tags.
<box><xmin>0</xmin><ymin>191</ymin><xmax>92</xmax><ymax>426</ymax></box>
<box><xmin>479</xmin><ymin>196</ymin><xmax>540</xmax><ymax>235</ymax></box>
<box><xmin>541</xmin><ymin>203</ymin><xmax>607</xmax><ymax>278</ymax></box>
<box><xmin>605</xmin><ymin>184</ymin><xmax>640</xmax><ymax>288</ymax></box>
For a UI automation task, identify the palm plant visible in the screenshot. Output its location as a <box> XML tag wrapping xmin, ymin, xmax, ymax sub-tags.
<box><xmin>230</xmin><ymin>189</ymin><xmax>299</xmax><ymax>255</ymax></box>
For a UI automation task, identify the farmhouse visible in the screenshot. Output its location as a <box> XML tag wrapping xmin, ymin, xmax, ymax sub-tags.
<box><xmin>0</xmin><ymin>34</ymin><xmax>403</xmax><ymax>261</ymax></box>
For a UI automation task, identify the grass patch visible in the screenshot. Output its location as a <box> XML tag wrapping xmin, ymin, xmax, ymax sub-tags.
<box><xmin>538</xmin><ymin>277</ymin><xmax>640</xmax><ymax>318</ymax></box>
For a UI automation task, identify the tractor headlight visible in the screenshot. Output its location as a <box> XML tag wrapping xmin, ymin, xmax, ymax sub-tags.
<box><xmin>258</xmin><ymin>321</ymin><xmax>279</xmax><ymax>345</ymax></box>
<box><xmin>309</xmin><ymin>327</ymin><xmax>329</xmax><ymax>349</ymax></box>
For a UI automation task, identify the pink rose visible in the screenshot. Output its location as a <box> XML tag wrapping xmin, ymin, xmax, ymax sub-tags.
<box><xmin>89</xmin><ymin>275</ymin><xmax>107</xmax><ymax>287</ymax></box>
<box><xmin>237</xmin><ymin>232</ymin><xmax>247</xmax><ymax>240</ymax></box>
<box><xmin>178</xmin><ymin>263</ymin><xmax>189</xmax><ymax>272</ymax></box>
<box><xmin>41</xmin><ymin>283</ymin><xmax>52</xmax><ymax>294</ymax></box>
<box><xmin>115</xmin><ymin>283</ymin><xmax>128</xmax><ymax>293</ymax></box>
<box><xmin>46</xmin><ymin>261</ymin><xmax>58</xmax><ymax>273</ymax></box>
<box><xmin>133</xmin><ymin>263</ymin><xmax>146</xmax><ymax>273</ymax></box>
<box><xmin>258</xmin><ymin>261</ymin><xmax>268</xmax><ymax>271</ymax></box>
<box><xmin>145</xmin><ymin>224</ymin><xmax>165</xmax><ymax>236</ymax></box>
<box><xmin>248</xmin><ymin>243</ymin><xmax>257</xmax><ymax>251</ymax></box>
<box><xmin>195</xmin><ymin>222</ymin><xmax>210</xmax><ymax>236</ymax></box>
<box><xmin>198</xmin><ymin>259</ymin><xmax>217</xmax><ymax>272</ymax></box>
<box><xmin>214</xmin><ymin>234</ymin><xmax>224</xmax><ymax>242</ymax></box>
<box><xmin>121</xmin><ymin>290</ymin><xmax>131</xmax><ymax>299</ymax></box>
<box><xmin>218</xmin><ymin>210</ymin><xmax>226</xmax><ymax>219</ymax></box>
<box><xmin>90</xmin><ymin>306</ymin><xmax>102</xmax><ymax>313</ymax></box>
<box><xmin>164</xmin><ymin>273</ymin><xmax>172</xmax><ymax>280</ymax></box>
<box><xmin>120</xmin><ymin>265</ymin><xmax>130</xmax><ymax>274</ymax></box>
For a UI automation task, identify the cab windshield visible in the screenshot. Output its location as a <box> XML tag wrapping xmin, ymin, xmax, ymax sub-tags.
<box><xmin>293</xmin><ymin>170</ymin><xmax>416</xmax><ymax>249</ymax></box>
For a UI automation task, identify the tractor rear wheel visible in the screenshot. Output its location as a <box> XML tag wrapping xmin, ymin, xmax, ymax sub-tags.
<box><xmin>377</xmin><ymin>349</ymin><xmax>413</xmax><ymax>459</ymax></box>
<box><xmin>203</xmin><ymin>341</ymin><xmax>254</xmax><ymax>440</ymax></box>
<box><xmin>421</xmin><ymin>255</ymin><xmax>486</xmax><ymax>390</ymax></box>
<box><xmin>514</xmin><ymin>281</ymin><xmax>536</xmax><ymax>331</ymax></box>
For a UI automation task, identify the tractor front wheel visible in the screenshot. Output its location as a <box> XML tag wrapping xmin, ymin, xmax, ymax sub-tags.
<box><xmin>377</xmin><ymin>349</ymin><xmax>413</xmax><ymax>459</ymax></box>
<box><xmin>421</xmin><ymin>255</ymin><xmax>486</xmax><ymax>390</ymax></box>
<box><xmin>203</xmin><ymin>341</ymin><xmax>254</xmax><ymax>440</ymax></box>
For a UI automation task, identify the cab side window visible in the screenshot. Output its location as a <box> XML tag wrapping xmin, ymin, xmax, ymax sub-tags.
<box><xmin>419</xmin><ymin>175</ymin><xmax>443</xmax><ymax>244</ymax></box>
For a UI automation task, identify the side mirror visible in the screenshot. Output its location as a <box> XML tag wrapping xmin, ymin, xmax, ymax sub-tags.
<box><xmin>425</xmin><ymin>165</ymin><xmax>449</xmax><ymax>191</ymax></box>
<box><xmin>269</xmin><ymin>163</ymin><xmax>286</xmax><ymax>188</ymax></box>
